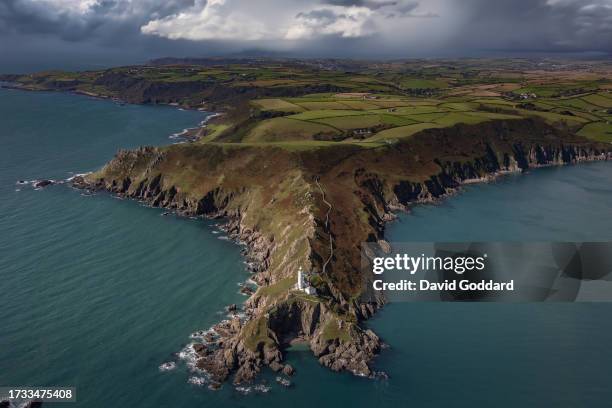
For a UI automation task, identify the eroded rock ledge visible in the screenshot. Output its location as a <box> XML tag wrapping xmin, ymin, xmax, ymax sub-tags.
<box><xmin>72</xmin><ymin>118</ymin><xmax>611</xmax><ymax>386</ymax></box>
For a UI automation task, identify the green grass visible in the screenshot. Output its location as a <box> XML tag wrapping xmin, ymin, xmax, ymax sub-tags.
<box><xmin>207</xmin><ymin>140</ymin><xmax>380</xmax><ymax>151</ymax></box>
<box><xmin>370</xmin><ymin>122</ymin><xmax>442</xmax><ymax>140</ymax></box>
<box><xmin>440</xmin><ymin>102</ymin><xmax>479</xmax><ymax>111</ymax></box>
<box><xmin>257</xmin><ymin>277</ymin><xmax>295</xmax><ymax>299</ymax></box>
<box><xmin>513</xmin><ymin>84</ymin><xmax>596</xmax><ymax>98</ymax></box>
<box><xmin>252</xmin><ymin>98</ymin><xmax>304</xmax><ymax>112</ymax></box>
<box><xmin>371</xmin><ymin>105</ymin><xmax>443</xmax><ymax>115</ymax></box>
<box><xmin>243</xmin><ymin>316</ymin><xmax>275</xmax><ymax>351</ymax></box>
<box><xmin>368</xmin><ymin>100</ymin><xmax>414</xmax><ymax>108</ymax></box>
<box><xmin>289</xmin><ymin>110</ymin><xmax>366</xmax><ymax>120</ymax></box>
<box><xmin>335</xmin><ymin>100</ymin><xmax>380</xmax><ymax>110</ymax></box>
<box><xmin>464</xmin><ymin>111</ymin><xmax>522</xmax><ymax>120</ymax></box>
<box><xmin>432</xmin><ymin>112</ymin><xmax>489</xmax><ymax>126</ymax></box>
<box><xmin>568</xmin><ymin>111</ymin><xmax>602</xmax><ymax>122</ymax></box>
<box><xmin>320</xmin><ymin>319</ymin><xmax>351</xmax><ymax>342</ymax></box>
<box><xmin>400</xmin><ymin>78</ymin><xmax>449</xmax><ymax>89</ymax></box>
<box><xmin>401</xmin><ymin>112</ymin><xmax>447</xmax><ymax>122</ymax></box>
<box><xmin>549</xmin><ymin>97</ymin><xmax>602</xmax><ymax>112</ymax></box>
<box><xmin>198</xmin><ymin>124</ymin><xmax>229</xmax><ymax>143</ymax></box>
<box><xmin>578</xmin><ymin>121</ymin><xmax>612</xmax><ymax>142</ymax></box>
<box><xmin>514</xmin><ymin>109</ymin><xmax>589</xmax><ymax>126</ymax></box>
<box><xmin>314</xmin><ymin>114</ymin><xmax>416</xmax><ymax>130</ymax></box>
<box><xmin>581</xmin><ymin>93</ymin><xmax>612</xmax><ymax>108</ymax></box>
<box><xmin>295</xmin><ymin>101</ymin><xmax>354</xmax><ymax>110</ymax></box>
<box><xmin>472</xmin><ymin>99</ymin><xmax>516</xmax><ymax>106</ymax></box>
<box><xmin>244</xmin><ymin>117</ymin><xmax>341</xmax><ymax>142</ymax></box>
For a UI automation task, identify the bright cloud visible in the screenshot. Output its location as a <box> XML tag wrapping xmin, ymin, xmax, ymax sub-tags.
<box><xmin>31</xmin><ymin>0</ymin><xmax>99</xmax><ymax>13</ymax></box>
<box><xmin>141</xmin><ymin>0</ymin><xmax>275</xmax><ymax>41</ymax></box>
<box><xmin>140</xmin><ymin>0</ymin><xmax>434</xmax><ymax>42</ymax></box>
<box><xmin>285</xmin><ymin>7</ymin><xmax>375</xmax><ymax>40</ymax></box>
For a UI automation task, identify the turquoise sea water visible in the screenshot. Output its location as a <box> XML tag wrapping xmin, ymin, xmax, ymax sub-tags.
<box><xmin>1</xmin><ymin>87</ymin><xmax>612</xmax><ymax>407</ymax></box>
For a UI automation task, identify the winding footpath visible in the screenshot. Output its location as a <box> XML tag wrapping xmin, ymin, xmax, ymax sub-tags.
<box><xmin>315</xmin><ymin>178</ymin><xmax>334</xmax><ymax>275</ymax></box>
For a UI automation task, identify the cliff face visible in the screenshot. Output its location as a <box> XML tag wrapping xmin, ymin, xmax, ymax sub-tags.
<box><xmin>73</xmin><ymin>118</ymin><xmax>610</xmax><ymax>385</ymax></box>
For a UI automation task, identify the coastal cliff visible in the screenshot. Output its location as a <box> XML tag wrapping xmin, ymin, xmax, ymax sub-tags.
<box><xmin>73</xmin><ymin>118</ymin><xmax>610</xmax><ymax>386</ymax></box>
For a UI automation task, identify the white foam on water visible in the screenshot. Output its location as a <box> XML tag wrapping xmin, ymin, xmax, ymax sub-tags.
<box><xmin>189</xmin><ymin>328</ymin><xmax>217</xmax><ymax>341</ymax></box>
<box><xmin>159</xmin><ymin>361</ymin><xmax>177</xmax><ymax>372</ymax></box>
<box><xmin>178</xmin><ymin>343</ymin><xmax>200</xmax><ymax>371</ymax></box>
<box><xmin>235</xmin><ymin>386</ymin><xmax>252</xmax><ymax>395</ymax></box>
<box><xmin>188</xmin><ymin>376</ymin><xmax>207</xmax><ymax>386</ymax></box>
<box><xmin>253</xmin><ymin>384</ymin><xmax>271</xmax><ymax>393</ymax></box>
<box><xmin>169</xmin><ymin>128</ymin><xmax>190</xmax><ymax>139</ymax></box>
<box><xmin>235</xmin><ymin>384</ymin><xmax>270</xmax><ymax>395</ymax></box>
<box><xmin>65</xmin><ymin>172</ymin><xmax>92</xmax><ymax>182</ymax></box>
<box><xmin>276</xmin><ymin>376</ymin><xmax>291</xmax><ymax>387</ymax></box>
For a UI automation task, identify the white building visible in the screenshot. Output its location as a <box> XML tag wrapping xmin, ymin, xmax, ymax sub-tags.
<box><xmin>296</xmin><ymin>266</ymin><xmax>317</xmax><ymax>295</ymax></box>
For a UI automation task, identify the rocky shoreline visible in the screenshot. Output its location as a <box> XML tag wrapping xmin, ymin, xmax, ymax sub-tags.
<box><xmin>72</xmin><ymin>171</ymin><xmax>384</xmax><ymax>386</ymax></box>
<box><xmin>70</xmin><ymin>118</ymin><xmax>612</xmax><ymax>389</ymax></box>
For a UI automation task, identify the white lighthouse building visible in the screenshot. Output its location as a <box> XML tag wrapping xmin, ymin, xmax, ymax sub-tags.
<box><xmin>296</xmin><ymin>266</ymin><xmax>317</xmax><ymax>295</ymax></box>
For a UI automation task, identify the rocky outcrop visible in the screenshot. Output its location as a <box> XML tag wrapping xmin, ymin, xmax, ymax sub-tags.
<box><xmin>391</xmin><ymin>143</ymin><xmax>609</xmax><ymax>206</ymax></box>
<box><xmin>72</xmin><ymin>118</ymin><xmax>611</xmax><ymax>387</ymax></box>
<box><xmin>33</xmin><ymin>179</ymin><xmax>55</xmax><ymax>188</ymax></box>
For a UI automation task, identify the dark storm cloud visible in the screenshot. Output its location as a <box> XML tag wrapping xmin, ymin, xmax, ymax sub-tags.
<box><xmin>446</xmin><ymin>0</ymin><xmax>612</xmax><ymax>54</ymax></box>
<box><xmin>321</xmin><ymin>0</ymin><xmax>399</xmax><ymax>10</ymax></box>
<box><xmin>0</xmin><ymin>0</ymin><xmax>194</xmax><ymax>41</ymax></box>
<box><xmin>0</xmin><ymin>0</ymin><xmax>611</xmax><ymax>72</ymax></box>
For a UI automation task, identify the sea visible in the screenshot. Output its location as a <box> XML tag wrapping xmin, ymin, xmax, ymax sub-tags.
<box><xmin>1</xmin><ymin>87</ymin><xmax>612</xmax><ymax>407</ymax></box>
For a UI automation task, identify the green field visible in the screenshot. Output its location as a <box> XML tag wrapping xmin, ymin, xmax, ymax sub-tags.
<box><xmin>242</xmin><ymin>89</ymin><xmax>612</xmax><ymax>145</ymax></box>
<box><xmin>252</xmin><ymin>98</ymin><xmax>304</xmax><ymax>112</ymax></box>
<box><xmin>578</xmin><ymin>122</ymin><xmax>612</xmax><ymax>142</ymax></box>
<box><xmin>244</xmin><ymin>117</ymin><xmax>342</xmax><ymax>142</ymax></box>
<box><xmin>9</xmin><ymin>59</ymin><xmax>612</xmax><ymax>148</ymax></box>
<box><xmin>369</xmin><ymin>123</ymin><xmax>443</xmax><ymax>140</ymax></box>
<box><xmin>582</xmin><ymin>93</ymin><xmax>612</xmax><ymax>108</ymax></box>
<box><xmin>401</xmin><ymin>78</ymin><xmax>449</xmax><ymax>89</ymax></box>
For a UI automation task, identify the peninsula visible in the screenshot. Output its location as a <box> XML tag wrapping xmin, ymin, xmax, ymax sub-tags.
<box><xmin>4</xmin><ymin>58</ymin><xmax>611</xmax><ymax>386</ymax></box>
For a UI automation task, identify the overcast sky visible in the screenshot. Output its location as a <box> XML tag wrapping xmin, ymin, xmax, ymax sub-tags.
<box><xmin>1</xmin><ymin>0</ymin><xmax>611</xmax><ymax>72</ymax></box>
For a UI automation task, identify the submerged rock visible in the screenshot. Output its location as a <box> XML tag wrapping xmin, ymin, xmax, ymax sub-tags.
<box><xmin>158</xmin><ymin>361</ymin><xmax>177</xmax><ymax>372</ymax></box>
<box><xmin>282</xmin><ymin>364</ymin><xmax>295</xmax><ymax>376</ymax></box>
<box><xmin>33</xmin><ymin>179</ymin><xmax>54</xmax><ymax>188</ymax></box>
